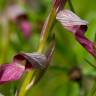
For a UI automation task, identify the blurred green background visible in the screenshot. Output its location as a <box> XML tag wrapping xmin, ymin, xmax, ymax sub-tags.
<box><xmin>0</xmin><ymin>0</ymin><xmax>96</xmax><ymax>96</ymax></box>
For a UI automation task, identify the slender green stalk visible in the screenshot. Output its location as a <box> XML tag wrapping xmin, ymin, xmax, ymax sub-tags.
<box><xmin>87</xmin><ymin>80</ymin><xmax>96</xmax><ymax>96</ymax></box>
<box><xmin>84</xmin><ymin>58</ymin><xmax>96</xmax><ymax>69</ymax></box>
<box><xmin>93</xmin><ymin>85</ymin><xmax>96</xmax><ymax>96</ymax></box>
<box><xmin>17</xmin><ymin>7</ymin><xmax>57</xmax><ymax>96</ymax></box>
<box><xmin>18</xmin><ymin>0</ymin><xmax>71</xmax><ymax>94</ymax></box>
<box><xmin>38</xmin><ymin>0</ymin><xmax>74</xmax><ymax>53</ymax></box>
<box><xmin>68</xmin><ymin>0</ymin><xmax>75</xmax><ymax>13</ymax></box>
<box><xmin>37</xmin><ymin>8</ymin><xmax>56</xmax><ymax>53</ymax></box>
<box><xmin>18</xmin><ymin>71</ymin><xmax>35</xmax><ymax>96</ymax></box>
<box><xmin>0</xmin><ymin>17</ymin><xmax>10</xmax><ymax>63</ymax></box>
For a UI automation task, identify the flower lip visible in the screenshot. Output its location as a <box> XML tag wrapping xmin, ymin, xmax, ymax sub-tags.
<box><xmin>0</xmin><ymin>63</ymin><xmax>25</xmax><ymax>84</ymax></box>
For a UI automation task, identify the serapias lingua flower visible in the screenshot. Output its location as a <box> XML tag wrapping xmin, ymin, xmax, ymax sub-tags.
<box><xmin>6</xmin><ymin>5</ymin><xmax>32</xmax><ymax>39</ymax></box>
<box><xmin>56</xmin><ymin>10</ymin><xmax>96</xmax><ymax>56</ymax></box>
<box><xmin>0</xmin><ymin>40</ymin><xmax>55</xmax><ymax>84</ymax></box>
<box><xmin>0</xmin><ymin>53</ymin><xmax>46</xmax><ymax>84</ymax></box>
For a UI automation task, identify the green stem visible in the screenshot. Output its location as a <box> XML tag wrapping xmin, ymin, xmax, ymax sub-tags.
<box><xmin>17</xmin><ymin>71</ymin><xmax>35</xmax><ymax>96</ymax></box>
<box><xmin>68</xmin><ymin>0</ymin><xmax>75</xmax><ymax>13</ymax></box>
<box><xmin>0</xmin><ymin>18</ymin><xmax>10</xmax><ymax>63</ymax></box>
<box><xmin>37</xmin><ymin>8</ymin><xmax>56</xmax><ymax>53</ymax></box>
<box><xmin>84</xmin><ymin>58</ymin><xmax>96</xmax><ymax>69</ymax></box>
<box><xmin>17</xmin><ymin>7</ymin><xmax>57</xmax><ymax>96</ymax></box>
<box><xmin>87</xmin><ymin>80</ymin><xmax>96</xmax><ymax>96</ymax></box>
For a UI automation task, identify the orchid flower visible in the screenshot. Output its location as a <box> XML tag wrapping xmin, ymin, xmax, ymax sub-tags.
<box><xmin>6</xmin><ymin>5</ymin><xmax>32</xmax><ymax>39</ymax></box>
<box><xmin>56</xmin><ymin>10</ymin><xmax>96</xmax><ymax>56</ymax></box>
<box><xmin>0</xmin><ymin>40</ymin><xmax>55</xmax><ymax>84</ymax></box>
<box><xmin>0</xmin><ymin>53</ymin><xmax>46</xmax><ymax>84</ymax></box>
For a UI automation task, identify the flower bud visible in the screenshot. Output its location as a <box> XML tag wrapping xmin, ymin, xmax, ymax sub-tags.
<box><xmin>69</xmin><ymin>67</ymin><xmax>82</xmax><ymax>82</ymax></box>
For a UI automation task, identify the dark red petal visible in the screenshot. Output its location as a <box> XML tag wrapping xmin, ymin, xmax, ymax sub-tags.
<box><xmin>75</xmin><ymin>27</ymin><xmax>96</xmax><ymax>56</ymax></box>
<box><xmin>53</xmin><ymin>0</ymin><xmax>67</xmax><ymax>12</ymax></box>
<box><xmin>0</xmin><ymin>63</ymin><xmax>25</xmax><ymax>84</ymax></box>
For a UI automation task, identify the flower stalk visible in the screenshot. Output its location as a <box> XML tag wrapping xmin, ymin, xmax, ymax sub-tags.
<box><xmin>37</xmin><ymin>8</ymin><xmax>56</xmax><ymax>53</ymax></box>
<box><xmin>87</xmin><ymin>80</ymin><xmax>96</xmax><ymax>96</ymax></box>
<box><xmin>18</xmin><ymin>5</ymin><xmax>57</xmax><ymax>96</ymax></box>
<box><xmin>16</xmin><ymin>0</ymin><xmax>67</xmax><ymax>95</ymax></box>
<box><xmin>38</xmin><ymin>0</ymin><xmax>68</xmax><ymax>53</ymax></box>
<box><xmin>68</xmin><ymin>0</ymin><xmax>75</xmax><ymax>12</ymax></box>
<box><xmin>0</xmin><ymin>17</ymin><xmax>10</xmax><ymax>63</ymax></box>
<box><xmin>17</xmin><ymin>70</ymin><xmax>35</xmax><ymax>96</ymax></box>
